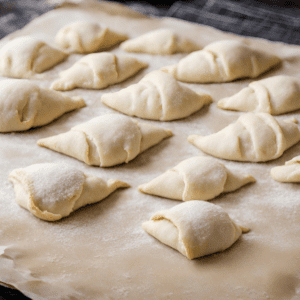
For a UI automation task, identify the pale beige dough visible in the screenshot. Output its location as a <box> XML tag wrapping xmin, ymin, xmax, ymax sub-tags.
<box><xmin>142</xmin><ymin>200</ymin><xmax>249</xmax><ymax>260</ymax></box>
<box><xmin>120</xmin><ymin>28</ymin><xmax>200</xmax><ymax>55</ymax></box>
<box><xmin>8</xmin><ymin>163</ymin><xmax>129</xmax><ymax>221</ymax></box>
<box><xmin>101</xmin><ymin>70</ymin><xmax>212</xmax><ymax>121</ymax></box>
<box><xmin>188</xmin><ymin>112</ymin><xmax>300</xmax><ymax>162</ymax></box>
<box><xmin>37</xmin><ymin>114</ymin><xmax>172</xmax><ymax>167</ymax></box>
<box><xmin>0</xmin><ymin>79</ymin><xmax>85</xmax><ymax>132</ymax></box>
<box><xmin>55</xmin><ymin>21</ymin><xmax>128</xmax><ymax>53</ymax></box>
<box><xmin>0</xmin><ymin>36</ymin><xmax>67</xmax><ymax>78</ymax></box>
<box><xmin>218</xmin><ymin>75</ymin><xmax>300</xmax><ymax>115</ymax></box>
<box><xmin>161</xmin><ymin>40</ymin><xmax>281</xmax><ymax>83</ymax></box>
<box><xmin>271</xmin><ymin>155</ymin><xmax>300</xmax><ymax>182</ymax></box>
<box><xmin>139</xmin><ymin>156</ymin><xmax>255</xmax><ymax>201</ymax></box>
<box><xmin>51</xmin><ymin>52</ymin><xmax>148</xmax><ymax>91</ymax></box>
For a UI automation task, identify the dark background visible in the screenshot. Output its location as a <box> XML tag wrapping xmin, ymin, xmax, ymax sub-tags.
<box><xmin>0</xmin><ymin>0</ymin><xmax>299</xmax><ymax>299</ymax></box>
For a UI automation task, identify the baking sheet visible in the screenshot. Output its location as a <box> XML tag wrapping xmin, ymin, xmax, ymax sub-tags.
<box><xmin>1</xmin><ymin>1</ymin><xmax>300</xmax><ymax>299</ymax></box>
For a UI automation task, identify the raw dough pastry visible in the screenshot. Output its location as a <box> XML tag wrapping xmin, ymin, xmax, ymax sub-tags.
<box><xmin>138</xmin><ymin>156</ymin><xmax>255</xmax><ymax>201</ymax></box>
<box><xmin>101</xmin><ymin>70</ymin><xmax>212</xmax><ymax>121</ymax></box>
<box><xmin>51</xmin><ymin>52</ymin><xmax>148</xmax><ymax>91</ymax></box>
<box><xmin>8</xmin><ymin>163</ymin><xmax>129</xmax><ymax>221</ymax></box>
<box><xmin>270</xmin><ymin>156</ymin><xmax>300</xmax><ymax>182</ymax></box>
<box><xmin>0</xmin><ymin>79</ymin><xmax>85</xmax><ymax>132</ymax></box>
<box><xmin>188</xmin><ymin>112</ymin><xmax>300</xmax><ymax>162</ymax></box>
<box><xmin>0</xmin><ymin>36</ymin><xmax>67</xmax><ymax>78</ymax></box>
<box><xmin>55</xmin><ymin>21</ymin><xmax>128</xmax><ymax>53</ymax></box>
<box><xmin>37</xmin><ymin>114</ymin><xmax>172</xmax><ymax>167</ymax></box>
<box><xmin>161</xmin><ymin>40</ymin><xmax>281</xmax><ymax>83</ymax></box>
<box><xmin>142</xmin><ymin>200</ymin><xmax>249</xmax><ymax>260</ymax></box>
<box><xmin>120</xmin><ymin>29</ymin><xmax>200</xmax><ymax>55</ymax></box>
<box><xmin>218</xmin><ymin>75</ymin><xmax>300</xmax><ymax>115</ymax></box>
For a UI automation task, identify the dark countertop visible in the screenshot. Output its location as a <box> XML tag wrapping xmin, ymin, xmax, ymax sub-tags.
<box><xmin>0</xmin><ymin>0</ymin><xmax>299</xmax><ymax>299</ymax></box>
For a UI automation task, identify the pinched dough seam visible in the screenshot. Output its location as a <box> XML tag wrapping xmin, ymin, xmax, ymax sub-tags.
<box><xmin>250</xmin><ymin>82</ymin><xmax>272</xmax><ymax>114</ymax></box>
<box><xmin>238</xmin><ymin>114</ymin><xmax>285</xmax><ymax>161</ymax></box>
<box><xmin>206</xmin><ymin>49</ymin><xmax>227</xmax><ymax>81</ymax></box>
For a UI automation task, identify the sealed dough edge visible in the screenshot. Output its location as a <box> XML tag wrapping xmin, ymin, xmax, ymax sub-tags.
<box><xmin>8</xmin><ymin>163</ymin><xmax>130</xmax><ymax>221</ymax></box>
<box><xmin>37</xmin><ymin>114</ymin><xmax>173</xmax><ymax>167</ymax></box>
<box><xmin>101</xmin><ymin>70</ymin><xmax>213</xmax><ymax>121</ymax></box>
<box><xmin>142</xmin><ymin>201</ymin><xmax>249</xmax><ymax>260</ymax></box>
<box><xmin>217</xmin><ymin>75</ymin><xmax>300</xmax><ymax>115</ymax></box>
<box><xmin>188</xmin><ymin>113</ymin><xmax>300</xmax><ymax>162</ymax></box>
<box><xmin>270</xmin><ymin>155</ymin><xmax>300</xmax><ymax>182</ymax></box>
<box><xmin>138</xmin><ymin>156</ymin><xmax>255</xmax><ymax>201</ymax></box>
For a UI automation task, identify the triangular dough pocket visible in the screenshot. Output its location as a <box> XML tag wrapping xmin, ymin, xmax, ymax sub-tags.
<box><xmin>51</xmin><ymin>53</ymin><xmax>148</xmax><ymax>91</ymax></box>
<box><xmin>161</xmin><ymin>40</ymin><xmax>281</xmax><ymax>83</ymax></box>
<box><xmin>37</xmin><ymin>114</ymin><xmax>172</xmax><ymax>167</ymax></box>
<box><xmin>142</xmin><ymin>201</ymin><xmax>249</xmax><ymax>259</ymax></box>
<box><xmin>120</xmin><ymin>29</ymin><xmax>200</xmax><ymax>55</ymax></box>
<box><xmin>0</xmin><ymin>36</ymin><xmax>68</xmax><ymax>79</ymax></box>
<box><xmin>218</xmin><ymin>75</ymin><xmax>300</xmax><ymax>115</ymax></box>
<box><xmin>8</xmin><ymin>163</ymin><xmax>129</xmax><ymax>221</ymax></box>
<box><xmin>0</xmin><ymin>79</ymin><xmax>85</xmax><ymax>132</ymax></box>
<box><xmin>55</xmin><ymin>21</ymin><xmax>128</xmax><ymax>54</ymax></box>
<box><xmin>188</xmin><ymin>112</ymin><xmax>300</xmax><ymax>162</ymax></box>
<box><xmin>271</xmin><ymin>155</ymin><xmax>300</xmax><ymax>182</ymax></box>
<box><xmin>139</xmin><ymin>156</ymin><xmax>255</xmax><ymax>201</ymax></box>
<box><xmin>101</xmin><ymin>70</ymin><xmax>212</xmax><ymax>121</ymax></box>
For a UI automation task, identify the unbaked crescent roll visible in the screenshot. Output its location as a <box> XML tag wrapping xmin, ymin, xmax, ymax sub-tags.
<box><xmin>37</xmin><ymin>114</ymin><xmax>172</xmax><ymax>167</ymax></box>
<box><xmin>271</xmin><ymin>156</ymin><xmax>300</xmax><ymax>182</ymax></box>
<box><xmin>120</xmin><ymin>29</ymin><xmax>200</xmax><ymax>55</ymax></box>
<box><xmin>218</xmin><ymin>75</ymin><xmax>300</xmax><ymax>115</ymax></box>
<box><xmin>142</xmin><ymin>201</ymin><xmax>249</xmax><ymax>259</ymax></box>
<box><xmin>138</xmin><ymin>156</ymin><xmax>255</xmax><ymax>201</ymax></box>
<box><xmin>9</xmin><ymin>163</ymin><xmax>129</xmax><ymax>221</ymax></box>
<box><xmin>0</xmin><ymin>79</ymin><xmax>85</xmax><ymax>132</ymax></box>
<box><xmin>101</xmin><ymin>70</ymin><xmax>212</xmax><ymax>121</ymax></box>
<box><xmin>188</xmin><ymin>112</ymin><xmax>300</xmax><ymax>162</ymax></box>
<box><xmin>0</xmin><ymin>36</ymin><xmax>67</xmax><ymax>79</ymax></box>
<box><xmin>51</xmin><ymin>53</ymin><xmax>148</xmax><ymax>91</ymax></box>
<box><xmin>161</xmin><ymin>40</ymin><xmax>281</xmax><ymax>83</ymax></box>
<box><xmin>55</xmin><ymin>21</ymin><xmax>128</xmax><ymax>53</ymax></box>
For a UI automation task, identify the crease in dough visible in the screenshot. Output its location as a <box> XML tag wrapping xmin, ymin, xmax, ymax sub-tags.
<box><xmin>8</xmin><ymin>163</ymin><xmax>129</xmax><ymax>221</ymax></box>
<box><xmin>142</xmin><ymin>201</ymin><xmax>249</xmax><ymax>260</ymax></box>
<box><xmin>37</xmin><ymin>114</ymin><xmax>172</xmax><ymax>167</ymax></box>
<box><xmin>217</xmin><ymin>75</ymin><xmax>300</xmax><ymax>115</ymax></box>
<box><xmin>55</xmin><ymin>21</ymin><xmax>128</xmax><ymax>53</ymax></box>
<box><xmin>0</xmin><ymin>36</ymin><xmax>68</xmax><ymax>79</ymax></box>
<box><xmin>138</xmin><ymin>156</ymin><xmax>255</xmax><ymax>201</ymax></box>
<box><xmin>188</xmin><ymin>112</ymin><xmax>300</xmax><ymax>162</ymax></box>
<box><xmin>101</xmin><ymin>70</ymin><xmax>212</xmax><ymax>121</ymax></box>
<box><xmin>271</xmin><ymin>155</ymin><xmax>300</xmax><ymax>182</ymax></box>
<box><xmin>120</xmin><ymin>28</ymin><xmax>200</xmax><ymax>55</ymax></box>
<box><xmin>51</xmin><ymin>52</ymin><xmax>148</xmax><ymax>91</ymax></box>
<box><xmin>0</xmin><ymin>79</ymin><xmax>86</xmax><ymax>132</ymax></box>
<box><xmin>161</xmin><ymin>40</ymin><xmax>281</xmax><ymax>83</ymax></box>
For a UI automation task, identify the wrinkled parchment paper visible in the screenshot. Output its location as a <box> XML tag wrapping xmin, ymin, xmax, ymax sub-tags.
<box><xmin>1</xmin><ymin>1</ymin><xmax>300</xmax><ymax>299</ymax></box>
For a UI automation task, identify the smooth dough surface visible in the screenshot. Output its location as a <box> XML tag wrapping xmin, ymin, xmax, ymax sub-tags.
<box><xmin>37</xmin><ymin>114</ymin><xmax>172</xmax><ymax>167</ymax></box>
<box><xmin>218</xmin><ymin>75</ymin><xmax>300</xmax><ymax>115</ymax></box>
<box><xmin>188</xmin><ymin>112</ymin><xmax>300</xmax><ymax>162</ymax></box>
<box><xmin>0</xmin><ymin>79</ymin><xmax>86</xmax><ymax>132</ymax></box>
<box><xmin>55</xmin><ymin>21</ymin><xmax>128</xmax><ymax>53</ymax></box>
<box><xmin>51</xmin><ymin>52</ymin><xmax>148</xmax><ymax>91</ymax></box>
<box><xmin>0</xmin><ymin>36</ymin><xmax>67</xmax><ymax>78</ymax></box>
<box><xmin>142</xmin><ymin>201</ymin><xmax>248</xmax><ymax>260</ymax></box>
<box><xmin>8</xmin><ymin>163</ymin><xmax>130</xmax><ymax>221</ymax></box>
<box><xmin>139</xmin><ymin>156</ymin><xmax>255</xmax><ymax>201</ymax></box>
<box><xmin>120</xmin><ymin>29</ymin><xmax>200</xmax><ymax>55</ymax></box>
<box><xmin>101</xmin><ymin>70</ymin><xmax>212</xmax><ymax>121</ymax></box>
<box><xmin>271</xmin><ymin>155</ymin><xmax>300</xmax><ymax>182</ymax></box>
<box><xmin>161</xmin><ymin>40</ymin><xmax>281</xmax><ymax>83</ymax></box>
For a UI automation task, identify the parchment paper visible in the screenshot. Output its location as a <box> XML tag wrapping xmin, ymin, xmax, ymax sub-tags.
<box><xmin>1</xmin><ymin>1</ymin><xmax>300</xmax><ymax>299</ymax></box>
